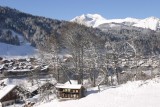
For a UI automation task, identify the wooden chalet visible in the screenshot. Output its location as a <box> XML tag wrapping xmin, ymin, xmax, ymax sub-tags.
<box><xmin>31</xmin><ymin>82</ymin><xmax>55</xmax><ymax>96</ymax></box>
<box><xmin>55</xmin><ymin>84</ymin><xmax>85</xmax><ymax>99</ymax></box>
<box><xmin>0</xmin><ymin>85</ymin><xmax>31</xmax><ymax>107</ymax></box>
<box><xmin>0</xmin><ymin>85</ymin><xmax>19</xmax><ymax>107</ymax></box>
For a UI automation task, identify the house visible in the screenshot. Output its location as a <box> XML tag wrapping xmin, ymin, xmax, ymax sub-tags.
<box><xmin>0</xmin><ymin>85</ymin><xmax>20</xmax><ymax>107</ymax></box>
<box><xmin>0</xmin><ymin>84</ymin><xmax>31</xmax><ymax>107</ymax></box>
<box><xmin>29</xmin><ymin>82</ymin><xmax>55</xmax><ymax>96</ymax></box>
<box><xmin>4</xmin><ymin>69</ymin><xmax>32</xmax><ymax>76</ymax></box>
<box><xmin>55</xmin><ymin>83</ymin><xmax>85</xmax><ymax>99</ymax></box>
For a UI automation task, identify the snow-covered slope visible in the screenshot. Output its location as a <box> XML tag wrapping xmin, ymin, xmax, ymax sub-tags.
<box><xmin>0</xmin><ymin>29</ymin><xmax>37</xmax><ymax>57</ymax></box>
<box><xmin>37</xmin><ymin>77</ymin><xmax>160</xmax><ymax>107</ymax></box>
<box><xmin>133</xmin><ymin>17</ymin><xmax>160</xmax><ymax>30</ymax></box>
<box><xmin>71</xmin><ymin>14</ymin><xmax>160</xmax><ymax>30</ymax></box>
<box><xmin>0</xmin><ymin>42</ymin><xmax>37</xmax><ymax>57</ymax></box>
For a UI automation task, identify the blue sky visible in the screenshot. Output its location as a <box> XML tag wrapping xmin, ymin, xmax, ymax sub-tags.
<box><xmin>0</xmin><ymin>0</ymin><xmax>160</xmax><ymax>20</ymax></box>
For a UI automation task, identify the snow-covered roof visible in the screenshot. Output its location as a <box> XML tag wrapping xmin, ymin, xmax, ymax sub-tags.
<box><xmin>56</xmin><ymin>83</ymin><xmax>82</xmax><ymax>89</ymax></box>
<box><xmin>7</xmin><ymin>69</ymin><xmax>32</xmax><ymax>72</ymax></box>
<box><xmin>65</xmin><ymin>80</ymin><xmax>78</xmax><ymax>85</ymax></box>
<box><xmin>27</xmin><ymin>81</ymin><xmax>55</xmax><ymax>93</ymax></box>
<box><xmin>0</xmin><ymin>64</ymin><xmax>5</xmax><ymax>70</ymax></box>
<box><xmin>0</xmin><ymin>85</ymin><xmax>16</xmax><ymax>100</ymax></box>
<box><xmin>41</xmin><ymin>65</ymin><xmax>49</xmax><ymax>71</ymax></box>
<box><xmin>0</xmin><ymin>78</ymin><xmax>9</xmax><ymax>85</ymax></box>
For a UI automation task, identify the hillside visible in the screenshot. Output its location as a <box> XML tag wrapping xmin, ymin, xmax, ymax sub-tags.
<box><xmin>38</xmin><ymin>77</ymin><xmax>160</xmax><ymax>107</ymax></box>
<box><xmin>1</xmin><ymin>7</ymin><xmax>160</xmax><ymax>57</ymax></box>
<box><xmin>0</xmin><ymin>6</ymin><xmax>107</xmax><ymax>56</ymax></box>
<box><xmin>71</xmin><ymin>14</ymin><xmax>160</xmax><ymax>56</ymax></box>
<box><xmin>0</xmin><ymin>6</ymin><xmax>160</xmax><ymax>107</ymax></box>
<box><xmin>0</xmin><ymin>42</ymin><xmax>36</xmax><ymax>57</ymax></box>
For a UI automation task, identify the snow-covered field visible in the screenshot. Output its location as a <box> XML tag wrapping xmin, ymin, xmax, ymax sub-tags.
<box><xmin>38</xmin><ymin>77</ymin><xmax>160</xmax><ymax>107</ymax></box>
<box><xmin>0</xmin><ymin>42</ymin><xmax>37</xmax><ymax>58</ymax></box>
<box><xmin>0</xmin><ymin>30</ymin><xmax>38</xmax><ymax>58</ymax></box>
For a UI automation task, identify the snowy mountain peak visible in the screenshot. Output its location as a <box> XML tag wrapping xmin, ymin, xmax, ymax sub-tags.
<box><xmin>71</xmin><ymin>14</ymin><xmax>106</xmax><ymax>27</ymax></box>
<box><xmin>146</xmin><ymin>16</ymin><xmax>159</xmax><ymax>20</ymax></box>
<box><xmin>133</xmin><ymin>16</ymin><xmax>160</xmax><ymax>30</ymax></box>
<box><xmin>71</xmin><ymin>14</ymin><xmax>160</xmax><ymax>31</ymax></box>
<box><xmin>85</xmin><ymin>14</ymin><xmax>106</xmax><ymax>20</ymax></box>
<box><xmin>71</xmin><ymin>14</ymin><xmax>106</xmax><ymax>21</ymax></box>
<box><xmin>124</xmin><ymin>17</ymin><xmax>140</xmax><ymax>22</ymax></box>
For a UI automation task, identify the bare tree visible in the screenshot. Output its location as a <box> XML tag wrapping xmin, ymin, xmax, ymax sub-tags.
<box><xmin>65</xmin><ymin>28</ymin><xmax>90</xmax><ymax>84</ymax></box>
<box><xmin>104</xmin><ymin>39</ymin><xmax>137</xmax><ymax>85</ymax></box>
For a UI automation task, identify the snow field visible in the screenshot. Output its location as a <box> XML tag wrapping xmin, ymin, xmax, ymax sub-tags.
<box><xmin>38</xmin><ymin>77</ymin><xmax>160</xmax><ymax>107</ymax></box>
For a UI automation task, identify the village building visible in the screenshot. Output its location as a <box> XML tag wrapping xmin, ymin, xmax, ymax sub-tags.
<box><xmin>0</xmin><ymin>84</ymin><xmax>31</xmax><ymax>107</ymax></box>
<box><xmin>55</xmin><ymin>83</ymin><xmax>85</xmax><ymax>99</ymax></box>
<box><xmin>0</xmin><ymin>85</ymin><xmax>20</xmax><ymax>107</ymax></box>
<box><xmin>30</xmin><ymin>82</ymin><xmax>55</xmax><ymax>96</ymax></box>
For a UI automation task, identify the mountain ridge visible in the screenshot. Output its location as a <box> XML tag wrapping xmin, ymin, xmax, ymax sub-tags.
<box><xmin>0</xmin><ymin>6</ymin><xmax>107</xmax><ymax>57</ymax></box>
<box><xmin>71</xmin><ymin>14</ymin><xmax>160</xmax><ymax>31</ymax></box>
<box><xmin>0</xmin><ymin>6</ymin><xmax>160</xmax><ymax>57</ymax></box>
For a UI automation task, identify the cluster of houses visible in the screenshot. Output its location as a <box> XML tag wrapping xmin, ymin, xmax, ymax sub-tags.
<box><xmin>0</xmin><ymin>56</ymin><xmax>86</xmax><ymax>106</ymax></box>
<box><xmin>0</xmin><ymin>57</ymin><xmax>49</xmax><ymax>77</ymax></box>
<box><xmin>0</xmin><ymin>78</ymin><xmax>85</xmax><ymax>107</ymax></box>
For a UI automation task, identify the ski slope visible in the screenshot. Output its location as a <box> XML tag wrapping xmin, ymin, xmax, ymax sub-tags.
<box><xmin>0</xmin><ymin>30</ymin><xmax>37</xmax><ymax>58</ymax></box>
<box><xmin>38</xmin><ymin>77</ymin><xmax>160</xmax><ymax>107</ymax></box>
<box><xmin>0</xmin><ymin>42</ymin><xmax>37</xmax><ymax>57</ymax></box>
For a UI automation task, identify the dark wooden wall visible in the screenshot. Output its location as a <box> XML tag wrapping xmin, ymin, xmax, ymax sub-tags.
<box><xmin>1</xmin><ymin>88</ymin><xmax>19</xmax><ymax>102</ymax></box>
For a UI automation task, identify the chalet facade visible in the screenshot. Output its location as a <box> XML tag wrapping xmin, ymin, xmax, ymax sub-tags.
<box><xmin>0</xmin><ymin>85</ymin><xmax>31</xmax><ymax>107</ymax></box>
<box><xmin>55</xmin><ymin>84</ymin><xmax>85</xmax><ymax>99</ymax></box>
<box><xmin>0</xmin><ymin>85</ymin><xmax>19</xmax><ymax>107</ymax></box>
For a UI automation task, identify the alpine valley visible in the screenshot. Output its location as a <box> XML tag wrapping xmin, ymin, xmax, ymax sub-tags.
<box><xmin>1</xmin><ymin>5</ymin><xmax>160</xmax><ymax>107</ymax></box>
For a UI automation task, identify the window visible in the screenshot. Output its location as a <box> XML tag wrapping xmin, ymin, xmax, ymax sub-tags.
<box><xmin>68</xmin><ymin>89</ymin><xmax>71</xmax><ymax>92</ymax></box>
<box><xmin>76</xmin><ymin>90</ymin><xmax>79</xmax><ymax>93</ymax></box>
<box><xmin>73</xmin><ymin>90</ymin><xmax>75</xmax><ymax>93</ymax></box>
